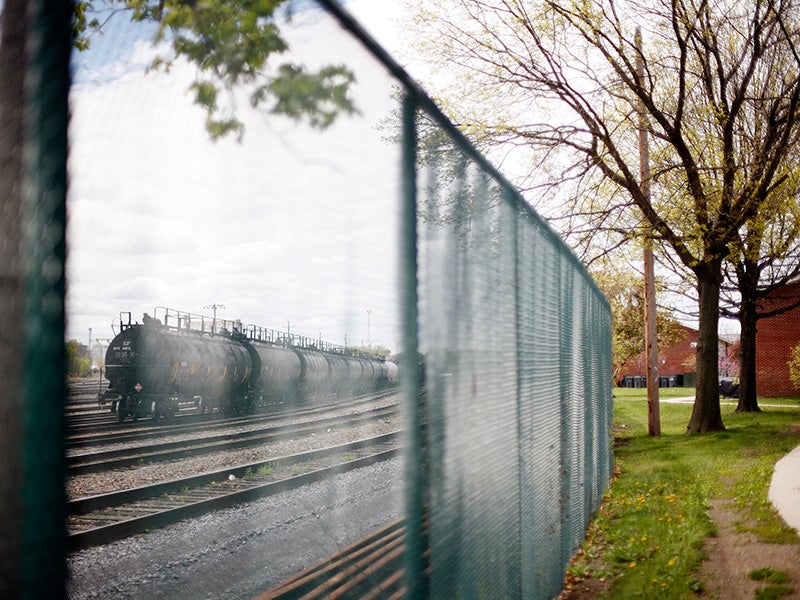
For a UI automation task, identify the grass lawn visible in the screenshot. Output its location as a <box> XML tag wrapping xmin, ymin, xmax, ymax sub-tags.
<box><xmin>566</xmin><ymin>388</ymin><xmax>800</xmax><ymax>599</ymax></box>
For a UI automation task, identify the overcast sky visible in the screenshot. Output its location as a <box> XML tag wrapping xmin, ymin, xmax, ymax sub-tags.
<box><xmin>66</xmin><ymin>1</ymin><xmax>407</xmax><ymax>351</ymax></box>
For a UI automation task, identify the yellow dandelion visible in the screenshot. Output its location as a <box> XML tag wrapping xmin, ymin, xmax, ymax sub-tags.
<box><xmin>640</xmin><ymin>535</ymin><xmax>647</xmax><ymax>542</ymax></box>
<box><xmin>667</xmin><ymin>558</ymin><xmax>676</xmax><ymax>567</ymax></box>
<box><xmin>629</xmin><ymin>562</ymin><xmax>637</xmax><ymax>569</ymax></box>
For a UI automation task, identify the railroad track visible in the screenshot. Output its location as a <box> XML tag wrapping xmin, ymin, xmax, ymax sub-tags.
<box><xmin>66</xmin><ymin>402</ymin><xmax>400</xmax><ymax>475</ymax></box>
<box><xmin>67</xmin><ymin>389</ymin><xmax>399</xmax><ymax>445</ymax></box>
<box><xmin>67</xmin><ymin>432</ymin><xmax>400</xmax><ymax>550</ymax></box>
<box><xmin>255</xmin><ymin>518</ymin><xmax>430</xmax><ymax>599</ymax></box>
<box><xmin>65</xmin><ymin>383</ymin><xmax>109</xmax><ymax>416</ymax></box>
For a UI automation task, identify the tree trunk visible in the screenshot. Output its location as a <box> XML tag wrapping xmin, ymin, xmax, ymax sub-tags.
<box><xmin>687</xmin><ymin>264</ymin><xmax>726</xmax><ymax>433</ymax></box>
<box><xmin>736</xmin><ymin>300</ymin><xmax>760</xmax><ymax>412</ymax></box>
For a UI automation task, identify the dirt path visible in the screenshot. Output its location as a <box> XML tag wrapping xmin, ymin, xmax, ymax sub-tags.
<box><xmin>560</xmin><ymin>490</ymin><xmax>800</xmax><ymax>600</ymax></box>
<box><xmin>699</xmin><ymin>498</ymin><xmax>800</xmax><ymax>600</ymax></box>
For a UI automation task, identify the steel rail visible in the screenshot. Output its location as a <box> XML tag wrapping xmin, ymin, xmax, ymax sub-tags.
<box><xmin>67</xmin><ymin>432</ymin><xmax>400</xmax><ymax>551</ymax></box>
<box><xmin>66</xmin><ymin>404</ymin><xmax>399</xmax><ymax>475</ymax></box>
<box><xmin>66</xmin><ymin>389</ymin><xmax>398</xmax><ymax>447</ymax></box>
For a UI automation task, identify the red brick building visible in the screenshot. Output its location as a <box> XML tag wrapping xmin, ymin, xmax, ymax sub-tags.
<box><xmin>617</xmin><ymin>323</ymin><xmax>732</xmax><ymax>387</ymax></box>
<box><xmin>617</xmin><ymin>323</ymin><xmax>697</xmax><ymax>386</ymax></box>
<box><xmin>755</xmin><ymin>281</ymin><xmax>800</xmax><ymax>397</ymax></box>
<box><xmin>615</xmin><ymin>282</ymin><xmax>800</xmax><ymax>396</ymax></box>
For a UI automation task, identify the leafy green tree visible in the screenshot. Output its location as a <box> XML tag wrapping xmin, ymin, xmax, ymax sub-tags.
<box><xmin>75</xmin><ymin>0</ymin><xmax>358</xmax><ymax>140</ymax></box>
<box><xmin>591</xmin><ymin>256</ymin><xmax>685</xmax><ymax>385</ymax></box>
<box><xmin>66</xmin><ymin>339</ymin><xmax>92</xmax><ymax>377</ymax></box>
<box><xmin>722</xmin><ymin>192</ymin><xmax>800</xmax><ymax>412</ymax></box>
<box><xmin>405</xmin><ymin>0</ymin><xmax>800</xmax><ymax>432</ymax></box>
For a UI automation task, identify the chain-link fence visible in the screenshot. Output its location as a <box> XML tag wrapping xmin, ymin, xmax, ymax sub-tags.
<box><xmin>399</xmin><ymin>89</ymin><xmax>613</xmax><ymax>598</ymax></box>
<box><xmin>4</xmin><ymin>1</ymin><xmax>612</xmax><ymax>597</ymax></box>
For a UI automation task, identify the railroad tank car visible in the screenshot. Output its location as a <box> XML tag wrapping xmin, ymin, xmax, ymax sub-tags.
<box><xmin>101</xmin><ymin>311</ymin><xmax>398</xmax><ymax>423</ymax></box>
<box><xmin>102</xmin><ymin>318</ymin><xmax>252</xmax><ymax>422</ymax></box>
<box><xmin>353</xmin><ymin>356</ymin><xmax>387</xmax><ymax>392</ymax></box>
<box><xmin>326</xmin><ymin>352</ymin><xmax>353</xmax><ymax>396</ymax></box>
<box><xmin>382</xmin><ymin>360</ymin><xmax>399</xmax><ymax>384</ymax></box>
<box><xmin>244</xmin><ymin>340</ymin><xmax>302</xmax><ymax>407</ymax></box>
<box><xmin>294</xmin><ymin>347</ymin><xmax>333</xmax><ymax>400</ymax></box>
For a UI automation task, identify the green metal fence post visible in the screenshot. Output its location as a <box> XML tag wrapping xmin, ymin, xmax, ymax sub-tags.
<box><xmin>400</xmin><ymin>90</ymin><xmax>427</xmax><ymax>599</ymax></box>
<box><xmin>20</xmin><ymin>0</ymin><xmax>71</xmax><ymax>597</ymax></box>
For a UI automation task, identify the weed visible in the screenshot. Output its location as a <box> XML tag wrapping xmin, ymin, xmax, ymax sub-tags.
<box><xmin>754</xmin><ymin>584</ymin><xmax>795</xmax><ymax>600</ymax></box>
<box><xmin>750</xmin><ymin>568</ymin><xmax>790</xmax><ymax>584</ymax></box>
<box><xmin>257</xmin><ymin>463</ymin><xmax>274</xmax><ymax>476</ymax></box>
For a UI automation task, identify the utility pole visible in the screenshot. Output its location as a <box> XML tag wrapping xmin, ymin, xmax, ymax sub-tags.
<box><xmin>204</xmin><ymin>303</ymin><xmax>224</xmax><ymax>334</ymax></box>
<box><xmin>636</xmin><ymin>27</ymin><xmax>661</xmax><ymax>436</ymax></box>
<box><xmin>366</xmin><ymin>309</ymin><xmax>372</xmax><ymax>347</ymax></box>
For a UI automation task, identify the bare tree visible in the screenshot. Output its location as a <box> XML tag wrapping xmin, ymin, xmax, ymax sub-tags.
<box><xmin>407</xmin><ymin>0</ymin><xmax>800</xmax><ymax>432</ymax></box>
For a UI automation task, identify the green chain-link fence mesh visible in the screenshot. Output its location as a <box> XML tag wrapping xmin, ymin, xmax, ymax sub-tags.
<box><xmin>401</xmin><ymin>91</ymin><xmax>613</xmax><ymax>599</ymax></box>
<box><xmin>5</xmin><ymin>2</ymin><xmax>611</xmax><ymax>597</ymax></box>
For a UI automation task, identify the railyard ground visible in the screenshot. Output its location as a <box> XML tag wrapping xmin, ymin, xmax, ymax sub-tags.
<box><xmin>560</xmin><ymin>388</ymin><xmax>800</xmax><ymax>600</ymax></box>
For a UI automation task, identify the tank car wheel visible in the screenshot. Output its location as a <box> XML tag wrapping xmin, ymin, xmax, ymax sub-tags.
<box><xmin>151</xmin><ymin>401</ymin><xmax>159</xmax><ymax>421</ymax></box>
<box><xmin>116</xmin><ymin>402</ymin><xmax>127</xmax><ymax>423</ymax></box>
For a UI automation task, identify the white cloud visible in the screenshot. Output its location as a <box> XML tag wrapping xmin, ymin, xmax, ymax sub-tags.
<box><xmin>67</xmin><ymin>1</ymin><xmax>403</xmax><ymax>351</ymax></box>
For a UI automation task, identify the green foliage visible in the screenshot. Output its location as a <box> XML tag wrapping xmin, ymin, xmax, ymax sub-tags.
<box><xmin>755</xmin><ymin>585</ymin><xmax>796</xmax><ymax>600</ymax></box>
<box><xmin>257</xmin><ymin>463</ymin><xmax>274</xmax><ymax>476</ymax></box>
<box><xmin>264</xmin><ymin>64</ymin><xmax>358</xmax><ymax>129</ymax></box>
<box><xmin>591</xmin><ymin>259</ymin><xmax>686</xmax><ymax>382</ymax></box>
<box><xmin>568</xmin><ymin>394</ymin><xmax>800</xmax><ymax>598</ymax></box>
<box><xmin>73</xmin><ymin>2</ymin><xmax>100</xmax><ymax>51</ymax></box>
<box><xmin>750</xmin><ymin>568</ymin><xmax>790</xmax><ymax>584</ymax></box>
<box><xmin>787</xmin><ymin>343</ymin><xmax>800</xmax><ymax>391</ymax></box>
<box><xmin>75</xmin><ymin>0</ymin><xmax>358</xmax><ymax>140</ymax></box>
<box><xmin>65</xmin><ymin>339</ymin><xmax>92</xmax><ymax>377</ymax></box>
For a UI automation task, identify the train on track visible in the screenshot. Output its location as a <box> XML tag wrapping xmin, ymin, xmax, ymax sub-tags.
<box><xmin>99</xmin><ymin>309</ymin><xmax>398</xmax><ymax>423</ymax></box>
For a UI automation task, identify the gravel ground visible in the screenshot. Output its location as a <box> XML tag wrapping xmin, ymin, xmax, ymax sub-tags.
<box><xmin>67</xmin><ymin>457</ymin><xmax>404</xmax><ymax>599</ymax></box>
<box><xmin>66</xmin><ymin>392</ymin><xmax>404</xmax><ymax>598</ymax></box>
<box><xmin>68</xmin><ymin>397</ymin><xmax>400</xmax><ymax>499</ymax></box>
